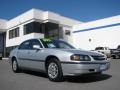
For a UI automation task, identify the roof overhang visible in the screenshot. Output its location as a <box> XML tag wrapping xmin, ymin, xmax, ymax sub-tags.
<box><xmin>0</xmin><ymin>29</ymin><xmax>7</xmax><ymax>33</ymax></box>
<box><xmin>0</xmin><ymin>19</ymin><xmax>7</xmax><ymax>33</ymax></box>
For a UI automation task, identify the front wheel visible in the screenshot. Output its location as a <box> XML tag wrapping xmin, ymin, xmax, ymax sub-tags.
<box><xmin>47</xmin><ymin>58</ymin><xmax>63</xmax><ymax>82</ymax></box>
<box><xmin>12</xmin><ymin>59</ymin><xmax>20</xmax><ymax>73</ymax></box>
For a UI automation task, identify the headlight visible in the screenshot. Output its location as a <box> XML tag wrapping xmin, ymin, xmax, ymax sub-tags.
<box><xmin>70</xmin><ymin>54</ymin><xmax>91</xmax><ymax>61</ymax></box>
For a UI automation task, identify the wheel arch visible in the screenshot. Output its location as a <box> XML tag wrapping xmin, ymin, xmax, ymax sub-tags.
<box><xmin>11</xmin><ymin>56</ymin><xmax>17</xmax><ymax>62</ymax></box>
<box><xmin>45</xmin><ymin>55</ymin><xmax>60</xmax><ymax>70</ymax></box>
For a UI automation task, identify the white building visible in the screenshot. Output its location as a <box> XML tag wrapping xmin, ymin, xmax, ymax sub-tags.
<box><xmin>0</xmin><ymin>8</ymin><xmax>120</xmax><ymax>57</ymax></box>
<box><xmin>0</xmin><ymin>8</ymin><xmax>81</xmax><ymax>56</ymax></box>
<box><xmin>72</xmin><ymin>15</ymin><xmax>120</xmax><ymax>50</ymax></box>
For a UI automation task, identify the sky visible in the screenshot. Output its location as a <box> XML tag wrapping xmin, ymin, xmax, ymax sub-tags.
<box><xmin>0</xmin><ymin>0</ymin><xmax>120</xmax><ymax>22</ymax></box>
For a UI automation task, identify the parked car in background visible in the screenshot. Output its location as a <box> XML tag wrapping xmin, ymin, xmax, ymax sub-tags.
<box><xmin>95</xmin><ymin>47</ymin><xmax>111</xmax><ymax>58</ymax></box>
<box><xmin>0</xmin><ymin>53</ymin><xmax>2</xmax><ymax>60</ymax></box>
<box><xmin>9</xmin><ymin>38</ymin><xmax>110</xmax><ymax>82</ymax></box>
<box><xmin>111</xmin><ymin>45</ymin><xmax>120</xmax><ymax>59</ymax></box>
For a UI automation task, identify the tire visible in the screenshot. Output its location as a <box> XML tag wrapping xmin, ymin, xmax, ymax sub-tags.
<box><xmin>12</xmin><ymin>58</ymin><xmax>20</xmax><ymax>73</ymax></box>
<box><xmin>46</xmin><ymin>58</ymin><xmax>63</xmax><ymax>82</ymax></box>
<box><xmin>112</xmin><ymin>55</ymin><xmax>116</xmax><ymax>59</ymax></box>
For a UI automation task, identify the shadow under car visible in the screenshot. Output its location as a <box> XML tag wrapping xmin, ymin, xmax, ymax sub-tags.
<box><xmin>21</xmin><ymin>70</ymin><xmax>112</xmax><ymax>83</ymax></box>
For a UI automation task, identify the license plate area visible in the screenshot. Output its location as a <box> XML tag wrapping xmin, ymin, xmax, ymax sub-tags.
<box><xmin>100</xmin><ymin>64</ymin><xmax>107</xmax><ymax>70</ymax></box>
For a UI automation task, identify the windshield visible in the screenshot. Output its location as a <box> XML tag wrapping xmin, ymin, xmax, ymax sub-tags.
<box><xmin>40</xmin><ymin>39</ymin><xmax>75</xmax><ymax>49</ymax></box>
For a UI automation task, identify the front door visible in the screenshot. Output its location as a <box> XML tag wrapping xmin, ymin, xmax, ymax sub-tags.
<box><xmin>28</xmin><ymin>39</ymin><xmax>45</xmax><ymax>71</ymax></box>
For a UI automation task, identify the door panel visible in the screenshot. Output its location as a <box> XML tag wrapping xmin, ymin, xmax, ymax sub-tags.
<box><xmin>17</xmin><ymin>50</ymin><xmax>30</xmax><ymax>68</ymax></box>
<box><xmin>27</xmin><ymin>39</ymin><xmax>45</xmax><ymax>71</ymax></box>
<box><xmin>17</xmin><ymin>40</ymin><xmax>32</xmax><ymax>68</ymax></box>
<box><xmin>27</xmin><ymin>49</ymin><xmax>45</xmax><ymax>71</ymax></box>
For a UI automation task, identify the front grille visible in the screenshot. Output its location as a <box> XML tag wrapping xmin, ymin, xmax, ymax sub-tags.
<box><xmin>91</xmin><ymin>55</ymin><xmax>106</xmax><ymax>61</ymax></box>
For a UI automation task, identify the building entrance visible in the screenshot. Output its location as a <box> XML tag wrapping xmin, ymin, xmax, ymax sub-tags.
<box><xmin>0</xmin><ymin>33</ymin><xmax>6</xmax><ymax>57</ymax></box>
<box><xmin>44</xmin><ymin>22</ymin><xmax>63</xmax><ymax>39</ymax></box>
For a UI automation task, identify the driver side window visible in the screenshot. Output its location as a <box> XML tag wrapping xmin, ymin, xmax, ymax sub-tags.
<box><xmin>31</xmin><ymin>39</ymin><xmax>42</xmax><ymax>49</ymax></box>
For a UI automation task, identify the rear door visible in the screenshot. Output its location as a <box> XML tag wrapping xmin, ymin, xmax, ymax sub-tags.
<box><xmin>17</xmin><ymin>40</ymin><xmax>32</xmax><ymax>68</ymax></box>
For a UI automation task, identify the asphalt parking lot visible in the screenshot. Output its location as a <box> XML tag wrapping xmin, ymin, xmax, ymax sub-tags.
<box><xmin>0</xmin><ymin>58</ymin><xmax>120</xmax><ymax>90</ymax></box>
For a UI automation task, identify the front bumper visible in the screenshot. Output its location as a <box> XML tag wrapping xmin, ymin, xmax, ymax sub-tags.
<box><xmin>61</xmin><ymin>61</ymin><xmax>110</xmax><ymax>76</ymax></box>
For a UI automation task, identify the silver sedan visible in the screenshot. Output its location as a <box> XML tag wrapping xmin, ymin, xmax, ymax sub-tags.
<box><xmin>9</xmin><ymin>38</ymin><xmax>110</xmax><ymax>82</ymax></box>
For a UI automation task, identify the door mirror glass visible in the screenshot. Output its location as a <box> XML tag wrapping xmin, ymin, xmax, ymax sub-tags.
<box><xmin>33</xmin><ymin>45</ymin><xmax>41</xmax><ymax>50</ymax></box>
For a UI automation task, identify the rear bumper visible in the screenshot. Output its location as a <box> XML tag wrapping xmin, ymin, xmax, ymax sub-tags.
<box><xmin>61</xmin><ymin>61</ymin><xmax>110</xmax><ymax>76</ymax></box>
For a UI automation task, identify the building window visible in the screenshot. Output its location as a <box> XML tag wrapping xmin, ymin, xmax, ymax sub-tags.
<box><xmin>59</xmin><ymin>27</ymin><xmax>63</xmax><ymax>39</ymax></box>
<box><xmin>46</xmin><ymin>29</ymin><xmax>59</xmax><ymax>39</ymax></box>
<box><xmin>9</xmin><ymin>27</ymin><xmax>19</xmax><ymax>39</ymax></box>
<box><xmin>24</xmin><ymin>22</ymin><xmax>43</xmax><ymax>35</ymax></box>
<box><xmin>44</xmin><ymin>22</ymin><xmax>59</xmax><ymax>39</ymax></box>
<box><xmin>65</xmin><ymin>30</ymin><xmax>70</xmax><ymax>35</ymax></box>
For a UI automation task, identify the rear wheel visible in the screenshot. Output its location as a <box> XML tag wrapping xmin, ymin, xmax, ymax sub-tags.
<box><xmin>12</xmin><ymin>58</ymin><xmax>20</xmax><ymax>73</ymax></box>
<box><xmin>46</xmin><ymin>58</ymin><xmax>63</xmax><ymax>82</ymax></box>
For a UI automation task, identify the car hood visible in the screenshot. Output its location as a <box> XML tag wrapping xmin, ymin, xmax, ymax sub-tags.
<box><xmin>60</xmin><ymin>49</ymin><xmax>104</xmax><ymax>56</ymax></box>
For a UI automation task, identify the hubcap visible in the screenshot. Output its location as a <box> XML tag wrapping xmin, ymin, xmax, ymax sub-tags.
<box><xmin>48</xmin><ymin>62</ymin><xmax>58</xmax><ymax>79</ymax></box>
<box><xmin>13</xmin><ymin>61</ymin><xmax>17</xmax><ymax>71</ymax></box>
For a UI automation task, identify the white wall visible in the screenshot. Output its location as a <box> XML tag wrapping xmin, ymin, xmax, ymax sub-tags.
<box><xmin>73</xmin><ymin>15</ymin><xmax>120</xmax><ymax>31</ymax></box>
<box><xmin>5</xmin><ymin>8</ymin><xmax>81</xmax><ymax>47</ymax></box>
<box><xmin>6</xmin><ymin>33</ymin><xmax>44</xmax><ymax>47</ymax></box>
<box><xmin>7</xmin><ymin>9</ymin><xmax>35</xmax><ymax>29</ymax></box>
<box><xmin>5</xmin><ymin>8</ymin><xmax>120</xmax><ymax>50</ymax></box>
<box><xmin>62</xmin><ymin>27</ymin><xmax>73</xmax><ymax>44</ymax></box>
<box><xmin>44</xmin><ymin>11</ymin><xmax>82</xmax><ymax>26</ymax></box>
<box><xmin>0</xmin><ymin>19</ymin><xmax>7</xmax><ymax>32</ymax></box>
<box><xmin>6</xmin><ymin>18</ymin><xmax>35</xmax><ymax>47</ymax></box>
<box><xmin>5</xmin><ymin>9</ymin><xmax>44</xmax><ymax>47</ymax></box>
<box><xmin>73</xmin><ymin>15</ymin><xmax>120</xmax><ymax>50</ymax></box>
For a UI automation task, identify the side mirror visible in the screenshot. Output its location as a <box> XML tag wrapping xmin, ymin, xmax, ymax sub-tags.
<box><xmin>33</xmin><ymin>45</ymin><xmax>41</xmax><ymax>50</ymax></box>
